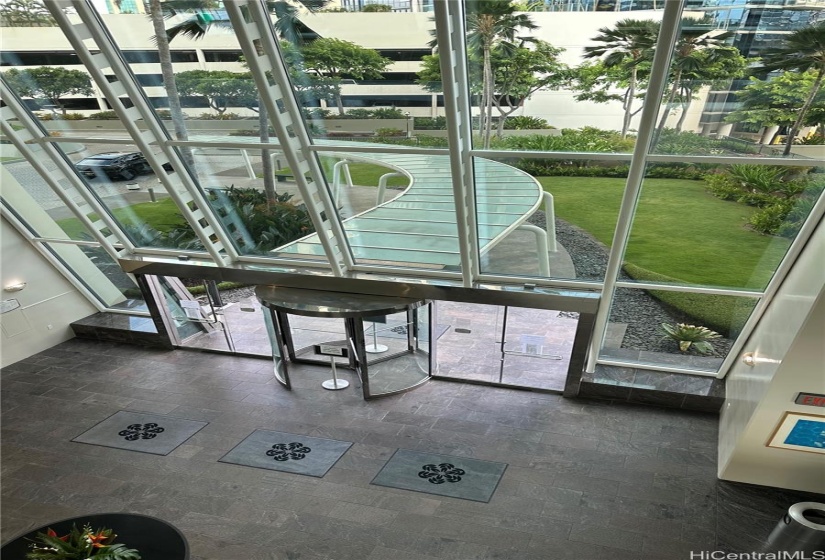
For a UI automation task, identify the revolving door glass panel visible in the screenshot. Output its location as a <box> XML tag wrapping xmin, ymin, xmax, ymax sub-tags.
<box><xmin>361</xmin><ymin>305</ymin><xmax>433</xmax><ymax>398</ymax></box>
<box><xmin>256</xmin><ymin>286</ymin><xmax>435</xmax><ymax>400</ymax></box>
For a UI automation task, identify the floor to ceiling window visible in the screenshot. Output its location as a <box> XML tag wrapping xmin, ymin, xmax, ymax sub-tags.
<box><xmin>1</xmin><ymin>0</ymin><xmax>822</xmax><ymax>380</ymax></box>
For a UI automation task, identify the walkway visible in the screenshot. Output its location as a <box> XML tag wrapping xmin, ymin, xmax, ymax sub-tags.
<box><xmin>276</xmin><ymin>141</ymin><xmax>548</xmax><ymax>269</ymax></box>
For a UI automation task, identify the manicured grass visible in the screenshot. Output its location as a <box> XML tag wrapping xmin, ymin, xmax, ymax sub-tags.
<box><xmin>272</xmin><ymin>156</ymin><xmax>409</xmax><ymax>188</ymax></box>
<box><xmin>539</xmin><ymin>176</ymin><xmax>791</xmax><ymax>291</ymax></box>
<box><xmin>56</xmin><ymin>198</ymin><xmax>186</xmax><ymax>239</ymax></box>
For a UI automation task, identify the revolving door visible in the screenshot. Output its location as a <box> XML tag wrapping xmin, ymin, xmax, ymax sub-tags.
<box><xmin>256</xmin><ymin>286</ymin><xmax>435</xmax><ymax>399</ymax></box>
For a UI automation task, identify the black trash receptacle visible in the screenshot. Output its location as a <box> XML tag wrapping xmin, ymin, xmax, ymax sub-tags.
<box><xmin>765</xmin><ymin>502</ymin><xmax>825</xmax><ymax>554</ymax></box>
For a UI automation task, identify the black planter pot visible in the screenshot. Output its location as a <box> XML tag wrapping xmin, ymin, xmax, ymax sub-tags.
<box><xmin>1</xmin><ymin>513</ymin><xmax>189</xmax><ymax>560</ymax></box>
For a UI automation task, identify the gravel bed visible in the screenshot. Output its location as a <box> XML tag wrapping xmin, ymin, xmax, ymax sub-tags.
<box><xmin>531</xmin><ymin>212</ymin><xmax>734</xmax><ymax>357</ymax></box>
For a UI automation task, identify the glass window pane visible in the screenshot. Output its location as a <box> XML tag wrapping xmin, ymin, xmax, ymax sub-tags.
<box><xmin>303</xmin><ymin>147</ymin><xmax>464</xmax><ymax>271</ymax></box>
<box><xmin>600</xmin><ymin>288</ymin><xmax>758</xmax><ymax>374</ymax></box>
<box><xmin>623</xmin><ymin>162</ymin><xmax>824</xmax><ymax>291</ymax></box>
<box><xmin>278</xmin><ymin>12</ymin><xmax>442</xmax><ymax>146</ymax></box>
<box><xmin>476</xmin><ymin>156</ymin><xmax>624</xmax><ymax>281</ymax></box>
<box><xmin>55</xmin><ymin>142</ymin><xmax>208</xmax><ymax>251</ymax></box>
<box><xmin>44</xmin><ymin>242</ymin><xmax>147</xmax><ymax>312</ymax></box>
<box><xmin>466</xmin><ymin>8</ymin><xmax>661</xmax><ymax>152</ymax></box>
<box><xmin>649</xmin><ymin>9</ymin><xmax>825</xmax><ymax>159</ymax></box>
<box><xmin>0</xmin><ymin>150</ymin><xmax>95</xmax><ymax>241</ymax></box>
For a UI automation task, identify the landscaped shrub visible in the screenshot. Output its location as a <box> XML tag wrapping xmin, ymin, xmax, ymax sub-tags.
<box><xmin>88</xmin><ymin>110</ymin><xmax>119</xmax><ymax>120</ymax></box>
<box><xmin>705</xmin><ymin>167</ymin><xmax>823</xmax><ymax>236</ymax></box>
<box><xmin>371</xmin><ymin>107</ymin><xmax>407</xmax><ymax>119</ymax></box>
<box><xmin>502</xmin><ymin>127</ymin><xmax>635</xmax><ymax>153</ymax></box>
<box><xmin>503</xmin><ymin>116</ymin><xmax>550</xmax><ymax>130</ymax></box>
<box><xmin>374</xmin><ymin>127</ymin><xmax>404</xmax><ymax>137</ymax></box>
<box><xmin>623</xmin><ymin>262</ymin><xmax>752</xmax><ymax>337</ymax></box>
<box><xmin>748</xmin><ymin>201</ymin><xmax>794</xmax><ymax>235</ymax></box>
<box><xmin>197</xmin><ymin>111</ymin><xmax>244</xmax><ymax>120</ymax></box>
<box><xmin>207</xmin><ymin>186</ymin><xmax>314</xmax><ymax>253</ymax></box>
<box><xmin>327</xmin><ymin>108</ymin><xmax>406</xmax><ymax>120</ymax></box>
<box><xmin>654</xmin><ymin>129</ymin><xmax>759</xmax><ymax>156</ymax></box>
<box><xmin>414</xmin><ymin>116</ymin><xmax>447</xmax><ymax>130</ymax></box>
<box><xmin>415</xmin><ymin>135</ymin><xmax>449</xmax><ymax>148</ymax></box>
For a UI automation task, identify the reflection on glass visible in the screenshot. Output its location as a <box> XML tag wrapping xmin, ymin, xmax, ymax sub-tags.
<box><xmin>650</xmin><ymin>13</ymin><xmax>824</xmax><ymax>159</ymax></box>
<box><xmin>601</xmin><ymin>288</ymin><xmax>758</xmax><ymax>373</ymax></box>
<box><xmin>54</xmin><ymin>143</ymin><xmax>206</xmax><ymax>251</ymax></box>
<box><xmin>275</xmin><ymin>148</ymin><xmax>461</xmax><ymax>271</ymax></box>
<box><xmin>46</xmin><ymin>243</ymin><xmax>147</xmax><ymax>312</ymax></box>
<box><xmin>477</xmin><ymin>157</ymin><xmax>623</xmax><ymax>281</ymax></box>
<box><xmin>194</xmin><ymin>148</ymin><xmax>317</xmax><ymax>258</ymax></box>
<box><xmin>0</xmin><ymin>152</ymin><xmax>96</xmax><ymax>241</ymax></box>
<box><xmin>624</xmin><ymin>163</ymin><xmax>824</xmax><ymax>291</ymax></box>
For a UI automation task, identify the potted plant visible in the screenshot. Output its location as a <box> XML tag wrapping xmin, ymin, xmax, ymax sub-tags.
<box><xmin>26</xmin><ymin>524</ymin><xmax>140</xmax><ymax>560</ymax></box>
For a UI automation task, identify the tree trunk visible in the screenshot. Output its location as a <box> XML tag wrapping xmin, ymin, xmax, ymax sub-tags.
<box><xmin>479</xmin><ymin>46</ymin><xmax>490</xmax><ymax>139</ymax></box>
<box><xmin>149</xmin><ymin>0</ymin><xmax>192</xmax><ymax>166</ymax></box>
<box><xmin>675</xmin><ymin>86</ymin><xmax>693</xmax><ymax>133</ymax></box>
<box><xmin>654</xmin><ymin>69</ymin><xmax>681</xmax><ymax>144</ymax></box>
<box><xmin>783</xmin><ymin>67</ymin><xmax>825</xmax><ymax>156</ymax></box>
<box><xmin>483</xmin><ymin>45</ymin><xmax>494</xmax><ymax>149</ymax></box>
<box><xmin>259</xmin><ymin>100</ymin><xmax>276</xmax><ymax>207</ymax></box>
<box><xmin>335</xmin><ymin>93</ymin><xmax>345</xmax><ymax>115</ymax></box>
<box><xmin>621</xmin><ymin>66</ymin><xmax>637</xmax><ymax>139</ymax></box>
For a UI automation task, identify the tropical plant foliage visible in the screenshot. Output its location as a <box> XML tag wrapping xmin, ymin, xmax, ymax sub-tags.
<box><xmin>25</xmin><ymin>524</ymin><xmax>141</xmax><ymax>560</ymax></box>
<box><xmin>756</xmin><ymin>21</ymin><xmax>825</xmax><ymax>155</ymax></box>
<box><xmin>661</xmin><ymin>323</ymin><xmax>721</xmax><ymax>354</ymax></box>
<box><xmin>704</xmin><ymin>166</ymin><xmax>824</xmax><ymax>237</ymax></box>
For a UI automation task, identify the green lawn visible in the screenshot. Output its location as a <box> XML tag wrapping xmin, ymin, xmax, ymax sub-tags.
<box><xmin>540</xmin><ymin>176</ymin><xmax>790</xmax><ymax>291</ymax></box>
<box><xmin>272</xmin><ymin>156</ymin><xmax>410</xmax><ymax>188</ymax></box>
<box><xmin>56</xmin><ymin>198</ymin><xmax>185</xmax><ymax>239</ymax></box>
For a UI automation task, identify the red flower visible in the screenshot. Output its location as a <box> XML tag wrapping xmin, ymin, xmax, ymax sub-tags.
<box><xmin>45</xmin><ymin>528</ymin><xmax>69</xmax><ymax>542</ymax></box>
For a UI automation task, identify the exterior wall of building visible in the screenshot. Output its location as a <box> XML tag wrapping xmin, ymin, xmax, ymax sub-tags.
<box><xmin>718</xmin><ymin>215</ymin><xmax>825</xmax><ymax>493</ymax></box>
<box><xmin>0</xmin><ymin>217</ymin><xmax>98</xmax><ymax>368</ymax></box>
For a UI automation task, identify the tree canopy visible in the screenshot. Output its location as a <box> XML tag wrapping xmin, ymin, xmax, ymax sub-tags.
<box><xmin>727</xmin><ymin>70</ymin><xmax>825</xmax><ymax>132</ymax></box>
<box><xmin>755</xmin><ymin>21</ymin><xmax>825</xmax><ymax>154</ymax></box>
<box><xmin>2</xmin><ymin>67</ymin><xmax>93</xmax><ymax>114</ymax></box>
<box><xmin>0</xmin><ymin>0</ymin><xmax>54</xmax><ymax>27</ymax></box>
<box><xmin>300</xmin><ymin>38</ymin><xmax>391</xmax><ymax>114</ymax></box>
<box><xmin>176</xmin><ymin>70</ymin><xmax>258</xmax><ymax>116</ymax></box>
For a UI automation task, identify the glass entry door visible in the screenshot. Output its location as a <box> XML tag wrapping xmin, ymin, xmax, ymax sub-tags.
<box><xmin>151</xmin><ymin>276</ymin><xmax>271</xmax><ymax>356</ymax></box>
<box><xmin>433</xmin><ymin>302</ymin><xmax>581</xmax><ymax>392</ymax></box>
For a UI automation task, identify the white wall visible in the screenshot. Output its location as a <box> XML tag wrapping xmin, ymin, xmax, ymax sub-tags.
<box><xmin>718</xmin><ymin>214</ymin><xmax>825</xmax><ymax>493</ymax></box>
<box><xmin>0</xmin><ymin>218</ymin><xmax>98</xmax><ymax>367</ymax></box>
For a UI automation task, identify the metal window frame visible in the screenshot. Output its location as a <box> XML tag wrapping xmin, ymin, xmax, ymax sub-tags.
<box><xmin>0</xmin><ymin>0</ymin><xmax>822</xmax><ymax>382</ymax></box>
<box><xmin>224</xmin><ymin>0</ymin><xmax>355</xmax><ymax>276</ymax></box>
<box><xmin>46</xmin><ymin>0</ymin><xmax>241</xmax><ymax>265</ymax></box>
<box><xmin>585</xmin><ymin>0</ymin><xmax>686</xmax><ymax>373</ymax></box>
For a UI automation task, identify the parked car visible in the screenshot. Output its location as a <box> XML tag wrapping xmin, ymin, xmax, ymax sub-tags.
<box><xmin>74</xmin><ymin>152</ymin><xmax>153</xmax><ymax>181</ymax></box>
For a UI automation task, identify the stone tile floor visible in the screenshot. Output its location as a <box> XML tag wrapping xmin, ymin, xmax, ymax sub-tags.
<box><xmin>2</xmin><ymin>339</ymin><xmax>821</xmax><ymax>560</ymax></box>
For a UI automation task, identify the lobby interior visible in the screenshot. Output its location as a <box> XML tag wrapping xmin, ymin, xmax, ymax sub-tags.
<box><xmin>2</xmin><ymin>0</ymin><xmax>825</xmax><ymax>558</ymax></box>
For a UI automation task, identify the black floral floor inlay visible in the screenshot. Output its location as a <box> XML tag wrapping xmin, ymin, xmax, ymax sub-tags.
<box><xmin>266</xmin><ymin>442</ymin><xmax>311</xmax><ymax>461</ymax></box>
<box><xmin>219</xmin><ymin>430</ymin><xmax>352</xmax><ymax>477</ymax></box>
<box><xmin>118</xmin><ymin>423</ymin><xmax>164</xmax><ymax>441</ymax></box>
<box><xmin>418</xmin><ymin>463</ymin><xmax>465</xmax><ymax>484</ymax></box>
<box><xmin>72</xmin><ymin>411</ymin><xmax>207</xmax><ymax>456</ymax></box>
<box><xmin>372</xmin><ymin>449</ymin><xmax>507</xmax><ymax>502</ymax></box>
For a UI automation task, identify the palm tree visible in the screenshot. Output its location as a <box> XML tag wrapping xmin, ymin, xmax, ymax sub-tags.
<box><xmin>465</xmin><ymin>0</ymin><xmax>537</xmax><ymax>149</ymax></box>
<box><xmin>758</xmin><ymin>22</ymin><xmax>825</xmax><ymax>156</ymax></box>
<box><xmin>148</xmin><ymin>0</ymin><xmax>193</xmax><ymax>165</ymax></box>
<box><xmin>151</xmin><ymin>0</ymin><xmax>325</xmax><ymax>203</ymax></box>
<box><xmin>583</xmin><ymin>18</ymin><xmax>659</xmax><ymax>139</ymax></box>
<box><xmin>653</xmin><ymin>18</ymin><xmax>731</xmax><ymax>142</ymax></box>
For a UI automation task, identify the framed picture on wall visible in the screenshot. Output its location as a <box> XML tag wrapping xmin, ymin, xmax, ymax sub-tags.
<box><xmin>767</xmin><ymin>412</ymin><xmax>825</xmax><ymax>455</ymax></box>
